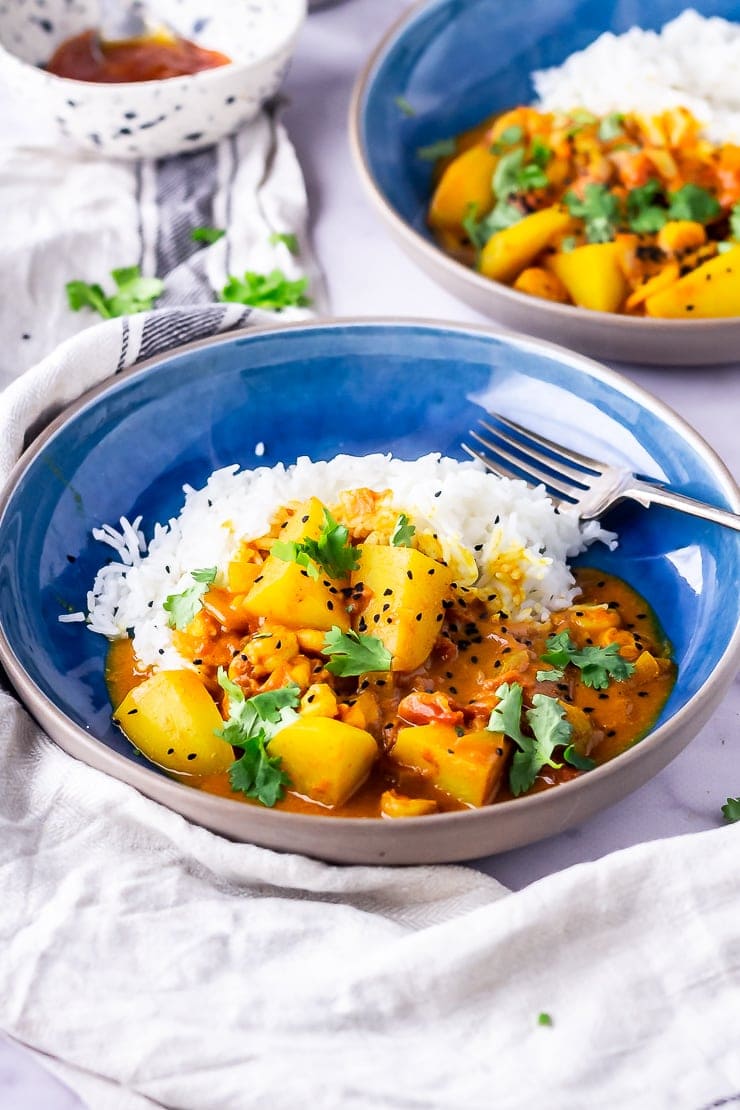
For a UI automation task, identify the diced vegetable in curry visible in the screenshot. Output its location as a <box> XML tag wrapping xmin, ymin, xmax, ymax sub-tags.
<box><xmin>107</xmin><ymin>493</ymin><xmax>675</xmax><ymax>818</ymax></box>
<box><xmin>426</xmin><ymin>104</ymin><xmax>740</xmax><ymax>316</ymax></box>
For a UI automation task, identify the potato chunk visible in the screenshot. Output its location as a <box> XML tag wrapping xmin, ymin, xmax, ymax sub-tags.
<box><xmin>242</xmin><ymin>497</ymin><xmax>350</xmax><ymax>632</ymax></box>
<box><xmin>429</xmin><ymin>144</ymin><xmax>497</xmax><ymax>230</ymax></box>
<box><xmin>644</xmin><ymin>245</ymin><xmax>740</xmax><ymax>317</ymax></box>
<box><xmin>269</xmin><ymin>716</ymin><xmax>378</xmax><ymax>807</ymax></box>
<box><xmin>479</xmin><ymin>206</ymin><xmax>572</xmax><ymax>284</ymax></box>
<box><xmin>115</xmin><ymin>671</ymin><xmax>231</xmax><ymax>776</ymax></box>
<box><xmin>352</xmin><ymin>545</ymin><xmax>454</xmax><ymax>672</ymax></box>
<box><xmin>391</xmin><ymin>722</ymin><xmax>510</xmax><ymax>807</ymax></box>
<box><xmin>546</xmin><ymin>241</ymin><xmax>629</xmax><ymax>313</ymax></box>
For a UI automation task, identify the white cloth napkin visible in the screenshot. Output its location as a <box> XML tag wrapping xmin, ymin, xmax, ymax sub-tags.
<box><xmin>2</xmin><ymin>114</ymin><xmax>740</xmax><ymax>1110</ymax></box>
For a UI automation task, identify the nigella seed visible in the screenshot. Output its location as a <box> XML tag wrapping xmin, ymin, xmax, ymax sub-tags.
<box><xmin>598</xmin><ymin>693</ymin><xmax>609</xmax><ymax>700</ymax></box>
<box><xmin>449</xmin><ymin>685</ymin><xmax>458</xmax><ymax>694</ymax></box>
<box><xmin>471</xmin><ymin>655</ymin><xmax>479</xmax><ymax>664</ymax></box>
<box><xmin>127</xmin><ymin>708</ymin><xmax>138</xmax><ymax>715</ymax></box>
<box><xmin>415</xmin><ymin>613</ymin><xmax>423</xmax><ymax>621</ymax></box>
<box><xmin>474</xmin><ymin>544</ymin><xmax>483</xmax><ymax>552</ymax></box>
<box><xmin>382</xmin><ymin>603</ymin><xmax>390</xmax><ymax>612</ymax></box>
<box><xmin>275</xmin><ymin>640</ymin><xmax>282</xmax><ymax>649</ymax></box>
<box><xmin>359</xmin><ymin>617</ymin><xmax>367</xmax><ymax>631</ymax></box>
<box><xmin>327</xmin><ymin>601</ymin><xmax>334</xmax><ymax>611</ymax></box>
<box><xmin>373</xmin><ymin>614</ymin><xmax>380</xmax><ymax>623</ymax></box>
<box><xmin>383</xmin><ymin>588</ymin><xmax>393</xmax><ymax>596</ymax></box>
<box><xmin>301</xmin><ymin>514</ymin><xmax>309</xmax><ymax>523</ymax></box>
<box><xmin>329</xmin><ymin>586</ymin><xmax>338</xmax><ymax>595</ymax></box>
<box><xmin>376</xmin><ymin>679</ymin><xmax>387</xmax><ymax>687</ymax></box>
<box><xmin>165</xmin><ymin>566</ymin><xmax>170</xmax><ymax>574</ymax></box>
<box><xmin>307</xmin><ymin>694</ymin><xmax>315</xmax><ymax>703</ymax></box>
<box><xmin>158</xmin><ymin>649</ymin><xmax>164</xmax><ymax>655</ymax></box>
<box><xmin>428</xmin><ymin>568</ymin><xmax>435</xmax><ymax>576</ymax></box>
<box><xmin>386</xmin><ymin>617</ymin><xmax>393</xmax><ymax>623</ymax></box>
<box><xmin>493</xmin><ymin>659</ymin><xmax>502</xmax><ymax>668</ymax></box>
<box><xmin>254</xmin><ymin>575</ymin><xmax>264</xmax><ymax>583</ymax></box>
<box><xmin>434</xmin><ymin>490</ymin><xmax>442</xmax><ymax>498</ymax></box>
<box><xmin>407</xmin><ymin>570</ymin><xmax>413</xmax><ymax>580</ymax></box>
<box><xmin>607</xmin><ymin>729</ymin><xmax>617</xmax><ymax>737</ymax></box>
<box><xmin>436</xmin><ymin>613</ymin><xmax>443</xmax><ymax>621</ymax></box>
<box><xmin>445</xmin><ymin>671</ymin><xmax>453</xmax><ymax>679</ymax></box>
<box><xmin>193</xmin><ymin>658</ymin><xmax>203</xmax><ymax>665</ymax></box>
<box><xmin>638</xmin><ymin>691</ymin><xmax>649</xmax><ymax>698</ymax></box>
<box><xmin>187</xmin><ymin>753</ymin><xmax>197</xmax><ymax>761</ymax></box>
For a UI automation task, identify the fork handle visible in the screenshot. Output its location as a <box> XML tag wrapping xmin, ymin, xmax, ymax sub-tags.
<box><xmin>622</xmin><ymin>479</ymin><xmax>740</xmax><ymax>532</ymax></box>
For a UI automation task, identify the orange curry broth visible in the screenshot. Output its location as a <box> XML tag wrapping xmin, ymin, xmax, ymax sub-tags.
<box><xmin>46</xmin><ymin>29</ymin><xmax>230</xmax><ymax>83</ymax></box>
<box><xmin>106</xmin><ymin>567</ymin><xmax>675</xmax><ymax>818</ymax></box>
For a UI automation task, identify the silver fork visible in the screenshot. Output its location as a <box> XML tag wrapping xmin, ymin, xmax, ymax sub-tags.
<box><xmin>462</xmin><ymin>414</ymin><xmax>740</xmax><ymax>531</ymax></box>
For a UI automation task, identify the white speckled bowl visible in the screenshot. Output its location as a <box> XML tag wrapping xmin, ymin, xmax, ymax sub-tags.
<box><xmin>0</xmin><ymin>0</ymin><xmax>306</xmax><ymax>159</ymax></box>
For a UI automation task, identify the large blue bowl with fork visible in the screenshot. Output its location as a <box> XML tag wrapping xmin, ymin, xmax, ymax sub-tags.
<box><xmin>0</xmin><ymin>319</ymin><xmax>738</xmax><ymax>862</ymax></box>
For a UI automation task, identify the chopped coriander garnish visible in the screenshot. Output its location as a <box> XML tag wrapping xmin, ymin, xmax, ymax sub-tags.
<box><xmin>394</xmin><ymin>95</ymin><xmax>416</xmax><ymax>117</ymax></box>
<box><xmin>390</xmin><ymin>513</ymin><xmax>416</xmax><ymax>547</ymax></box>
<box><xmin>493</xmin><ymin>147</ymin><xmax>549</xmax><ymax>199</ymax></box>
<box><xmin>529</xmin><ymin>136</ymin><xmax>553</xmax><ymax>168</ymax></box>
<box><xmin>322</xmin><ymin>626</ymin><xmax>392</xmax><ymax>677</ymax></box>
<box><xmin>565</xmin><ymin>108</ymin><xmax>597</xmax><ymax>136</ymax></box>
<box><xmin>216</xmin><ymin>669</ymin><xmax>299</xmax><ymax>806</ymax></box>
<box><xmin>721</xmin><ymin>797</ymin><xmax>740</xmax><ymax>823</ymax></box>
<box><xmin>220</xmin><ymin>269</ymin><xmax>310</xmax><ymax>311</ymax></box>
<box><xmin>163</xmin><ymin>567</ymin><xmax>217</xmax><ymax>630</ymax></box>
<box><xmin>272</xmin><ymin>508</ymin><xmax>360</xmax><ymax>580</ymax></box>
<box><xmin>560</xmin><ymin>235</ymin><xmax>577</xmax><ymax>254</ymax></box>
<box><xmin>66</xmin><ymin>266</ymin><xmax>164</xmax><ymax>319</ymax></box>
<box><xmin>488</xmin><ymin>683</ymin><xmax>572</xmax><ymax>796</ymax></box>
<box><xmin>563</xmin><ymin>744</ymin><xmax>597</xmax><ymax>771</ymax></box>
<box><xmin>463</xmin><ymin>200</ymin><xmax>522</xmax><ymax>250</ymax></box>
<box><xmin>491</xmin><ymin>124</ymin><xmax>524</xmax><ymax>152</ymax></box>
<box><xmin>598</xmin><ymin>112</ymin><xmax>624</xmax><ymax>142</ymax></box>
<box><xmin>417</xmin><ymin>138</ymin><xmax>456</xmax><ymax>161</ymax></box>
<box><xmin>269</xmin><ymin>231</ymin><xmax>299</xmax><ymax>255</ymax></box>
<box><xmin>667</xmin><ymin>183</ymin><xmax>721</xmax><ymax>225</ymax></box>
<box><xmin>564</xmin><ymin>184</ymin><xmax>620</xmax><ymax>243</ymax></box>
<box><xmin>191</xmin><ymin>226</ymin><xmax>225</xmax><ymax>244</ymax></box>
<box><xmin>730</xmin><ymin>203</ymin><xmax>740</xmax><ymax>241</ymax></box>
<box><xmin>626</xmin><ymin>179</ymin><xmax>668</xmax><ymax>234</ymax></box>
<box><xmin>541</xmin><ymin>631</ymin><xmax>635</xmax><ymax>690</ymax></box>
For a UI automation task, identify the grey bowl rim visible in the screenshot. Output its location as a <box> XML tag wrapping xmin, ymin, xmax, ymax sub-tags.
<box><xmin>347</xmin><ymin>0</ymin><xmax>740</xmax><ymax>340</ymax></box>
<box><xmin>0</xmin><ymin>315</ymin><xmax>738</xmax><ymax>844</ymax></box>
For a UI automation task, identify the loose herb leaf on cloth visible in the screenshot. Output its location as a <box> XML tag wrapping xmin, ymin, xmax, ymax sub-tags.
<box><xmin>66</xmin><ymin>265</ymin><xmax>165</xmax><ymax>319</ymax></box>
<box><xmin>220</xmin><ymin>269</ymin><xmax>310</xmax><ymax>310</ymax></box>
<box><xmin>322</xmin><ymin>627</ymin><xmax>392</xmax><ymax>677</ymax></box>
<box><xmin>163</xmin><ymin>567</ymin><xmax>217</xmax><ymax>630</ymax></box>
<box><xmin>541</xmin><ymin>631</ymin><xmax>635</xmax><ymax>690</ymax></box>
<box><xmin>216</xmin><ymin>669</ymin><xmax>299</xmax><ymax>806</ymax></box>
<box><xmin>272</xmin><ymin>508</ymin><xmax>360</xmax><ymax>580</ymax></box>
<box><xmin>721</xmin><ymin>797</ymin><xmax>740</xmax><ymax>823</ymax></box>
<box><xmin>191</xmin><ymin>226</ymin><xmax>225</xmax><ymax>244</ymax></box>
<box><xmin>390</xmin><ymin>513</ymin><xmax>416</xmax><ymax>547</ymax></box>
<box><xmin>564</xmin><ymin>184</ymin><xmax>621</xmax><ymax>243</ymax></box>
<box><xmin>269</xmin><ymin>231</ymin><xmax>299</xmax><ymax>255</ymax></box>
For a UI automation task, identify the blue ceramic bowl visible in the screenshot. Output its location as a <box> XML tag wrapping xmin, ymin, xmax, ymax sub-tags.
<box><xmin>0</xmin><ymin>320</ymin><xmax>738</xmax><ymax>863</ymax></box>
<box><xmin>350</xmin><ymin>0</ymin><xmax>740</xmax><ymax>365</ymax></box>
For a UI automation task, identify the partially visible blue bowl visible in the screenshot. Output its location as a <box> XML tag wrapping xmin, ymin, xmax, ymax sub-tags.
<box><xmin>350</xmin><ymin>0</ymin><xmax>740</xmax><ymax>365</ymax></box>
<box><xmin>0</xmin><ymin>319</ymin><xmax>738</xmax><ymax>862</ymax></box>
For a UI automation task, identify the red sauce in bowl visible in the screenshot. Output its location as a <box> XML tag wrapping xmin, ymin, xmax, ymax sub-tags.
<box><xmin>46</xmin><ymin>29</ymin><xmax>230</xmax><ymax>83</ymax></box>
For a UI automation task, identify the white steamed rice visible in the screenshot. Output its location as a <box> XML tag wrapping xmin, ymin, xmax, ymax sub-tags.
<box><xmin>534</xmin><ymin>9</ymin><xmax>740</xmax><ymax>144</ymax></box>
<box><xmin>80</xmin><ymin>454</ymin><xmax>614</xmax><ymax>671</ymax></box>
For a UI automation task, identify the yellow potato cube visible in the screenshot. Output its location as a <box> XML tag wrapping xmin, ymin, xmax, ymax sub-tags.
<box><xmin>269</xmin><ymin>716</ymin><xmax>378</xmax><ymax>807</ymax></box>
<box><xmin>480</xmin><ymin>205</ymin><xmax>572</xmax><ymax>284</ymax></box>
<box><xmin>115</xmin><ymin>670</ymin><xmax>231</xmax><ymax>776</ymax></box>
<box><xmin>546</xmin><ymin>241</ymin><xmax>629</xmax><ymax>313</ymax></box>
<box><xmin>352</xmin><ymin>545</ymin><xmax>454</xmax><ymax>672</ymax></box>
<box><xmin>429</xmin><ymin>144</ymin><xmax>498</xmax><ymax>231</ymax></box>
<box><xmin>644</xmin><ymin>245</ymin><xmax>740</xmax><ymax>317</ymax></box>
<box><xmin>391</xmin><ymin>721</ymin><xmax>510</xmax><ymax>807</ymax></box>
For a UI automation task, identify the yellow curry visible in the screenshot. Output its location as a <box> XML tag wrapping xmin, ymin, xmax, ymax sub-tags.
<box><xmin>107</xmin><ymin>491</ymin><xmax>675</xmax><ymax>818</ymax></box>
<box><xmin>427</xmin><ymin>105</ymin><xmax>740</xmax><ymax>316</ymax></box>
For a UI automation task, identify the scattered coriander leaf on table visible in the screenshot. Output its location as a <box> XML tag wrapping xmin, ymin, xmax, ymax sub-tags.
<box><xmin>390</xmin><ymin>513</ymin><xmax>416</xmax><ymax>547</ymax></box>
<box><xmin>220</xmin><ymin>269</ymin><xmax>310</xmax><ymax>310</ymax></box>
<box><xmin>191</xmin><ymin>226</ymin><xmax>225</xmax><ymax>244</ymax></box>
<box><xmin>66</xmin><ymin>265</ymin><xmax>165</xmax><ymax>319</ymax></box>
<box><xmin>269</xmin><ymin>231</ymin><xmax>299</xmax><ymax>255</ymax></box>
<box><xmin>721</xmin><ymin>797</ymin><xmax>740</xmax><ymax>822</ymax></box>
<box><xmin>163</xmin><ymin>567</ymin><xmax>217</xmax><ymax>630</ymax></box>
<box><xmin>322</xmin><ymin>627</ymin><xmax>392</xmax><ymax>677</ymax></box>
<box><xmin>541</xmin><ymin>631</ymin><xmax>635</xmax><ymax>690</ymax></box>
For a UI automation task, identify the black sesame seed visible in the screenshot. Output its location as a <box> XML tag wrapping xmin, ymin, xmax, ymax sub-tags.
<box><xmin>187</xmin><ymin>753</ymin><xmax>197</xmax><ymax>761</ymax></box>
<box><xmin>275</xmin><ymin>640</ymin><xmax>282</xmax><ymax>649</ymax></box>
<box><xmin>449</xmin><ymin>686</ymin><xmax>458</xmax><ymax>695</ymax></box>
<box><xmin>167</xmin><ymin>748</ymin><xmax>174</xmax><ymax>755</ymax></box>
<box><xmin>407</xmin><ymin>570</ymin><xmax>413</xmax><ymax>580</ymax></box>
<box><xmin>66</xmin><ymin>554</ymin><xmax>76</xmax><ymax>563</ymax></box>
<box><xmin>471</xmin><ymin>655</ymin><xmax>479</xmax><ymax>664</ymax></box>
<box><xmin>383</xmin><ymin>588</ymin><xmax>393</xmax><ymax>596</ymax></box>
<box><xmin>382</xmin><ymin>603</ymin><xmax>390</xmax><ymax>612</ymax></box>
<box><xmin>373</xmin><ymin>614</ymin><xmax>380</xmax><ymax>623</ymax></box>
<box><xmin>494</xmin><ymin>659</ymin><xmax>502</xmax><ymax>668</ymax></box>
<box><xmin>307</xmin><ymin>694</ymin><xmax>315</xmax><ymax>703</ymax></box>
<box><xmin>193</xmin><ymin>658</ymin><xmax>203</xmax><ymax>665</ymax></box>
<box><xmin>327</xmin><ymin>601</ymin><xmax>334</xmax><ymax>611</ymax></box>
<box><xmin>254</xmin><ymin>575</ymin><xmax>264</xmax><ymax>583</ymax></box>
<box><xmin>415</xmin><ymin>613</ymin><xmax>423</xmax><ymax>621</ymax></box>
<box><xmin>127</xmin><ymin>708</ymin><xmax>138</xmax><ymax>715</ymax></box>
<box><xmin>302</xmin><ymin>514</ymin><xmax>309</xmax><ymax>523</ymax></box>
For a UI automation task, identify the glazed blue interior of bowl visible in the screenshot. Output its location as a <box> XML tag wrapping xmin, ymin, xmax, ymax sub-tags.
<box><xmin>0</xmin><ymin>322</ymin><xmax>738</xmax><ymax>777</ymax></box>
<box><xmin>359</xmin><ymin>0</ymin><xmax>740</xmax><ymax>238</ymax></box>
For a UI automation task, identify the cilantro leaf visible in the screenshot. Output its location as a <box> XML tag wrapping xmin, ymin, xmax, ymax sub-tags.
<box><xmin>667</xmin><ymin>184</ymin><xmax>721</xmax><ymax>225</ymax></box>
<box><xmin>220</xmin><ymin>269</ymin><xmax>310</xmax><ymax>311</ymax></box>
<box><xmin>538</xmin><ymin>1012</ymin><xmax>554</xmax><ymax>1027</ymax></box>
<box><xmin>394</xmin><ymin>95</ymin><xmax>416</xmax><ymax>117</ymax></box>
<box><xmin>560</xmin><ymin>235</ymin><xmax>577</xmax><ymax>254</ymax></box>
<box><xmin>530</xmin><ymin>136</ymin><xmax>553</xmax><ymax>168</ymax></box>
<box><xmin>463</xmin><ymin>200</ymin><xmax>522</xmax><ymax>250</ymax></box>
<box><xmin>541</xmin><ymin>631</ymin><xmax>636</xmax><ymax>690</ymax></box>
<box><xmin>487</xmin><ymin>682</ymin><xmax>527</xmax><ymax>745</ymax></box>
<box><xmin>598</xmin><ymin>112</ymin><xmax>624</xmax><ymax>142</ymax></box>
<box><xmin>273</xmin><ymin>508</ymin><xmax>360</xmax><ymax>580</ymax></box>
<box><xmin>565</xmin><ymin>108</ymin><xmax>597</xmax><ymax>137</ymax></box>
<box><xmin>626</xmin><ymin>179</ymin><xmax>669</xmax><ymax>234</ymax></box>
<box><xmin>563</xmin><ymin>744</ymin><xmax>597</xmax><ymax>771</ymax></box>
<box><xmin>564</xmin><ymin>184</ymin><xmax>621</xmax><ymax>243</ymax></box>
<box><xmin>721</xmin><ymin>797</ymin><xmax>740</xmax><ymax>823</ymax></box>
<box><xmin>322</xmin><ymin>626</ymin><xmax>392</xmax><ymax>677</ymax></box>
<box><xmin>163</xmin><ymin>567</ymin><xmax>216</xmax><ymax>630</ymax></box>
<box><xmin>417</xmin><ymin>138</ymin><xmax>456</xmax><ymax>161</ymax></box>
<box><xmin>67</xmin><ymin>265</ymin><xmax>165</xmax><ymax>319</ymax></box>
<box><xmin>191</xmin><ymin>226</ymin><xmax>225</xmax><ymax>244</ymax></box>
<box><xmin>491</xmin><ymin>124</ymin><xmax>524</xmax><ymax>152</ymax></box>
<box><xmin>730</xmin><ymin>204</ymin><xmax>740</xmax><ymax>241</ymax></box>
<box><xmin>216</xmin><ymin>670</ymin><xmax>300</xmax><ymax>807</ymax></box>
<box><xmin>269</xmin><ymin>231</ymin><xmax>299</xmax><ymax>255</ymax></box>
<box><xmin>390</xmin><ymin>513</ymin><xmax>416</xmax><ymax>547</ymax></box>
<box><xmin>536</xmin><ymin>667</ymin><xmax>564</xmax><ymax>682</ymax></box>
<box><xmin>493</xmin><ymin>147</ymin><xmax>549</xmax><ymax>199</ymax></box>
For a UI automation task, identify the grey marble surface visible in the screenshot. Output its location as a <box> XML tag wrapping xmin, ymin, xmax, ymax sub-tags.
<box><xmin>0</xmin><ymin>0</ymin><xmax>738</xmax><ymax>1105</ymax></box>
